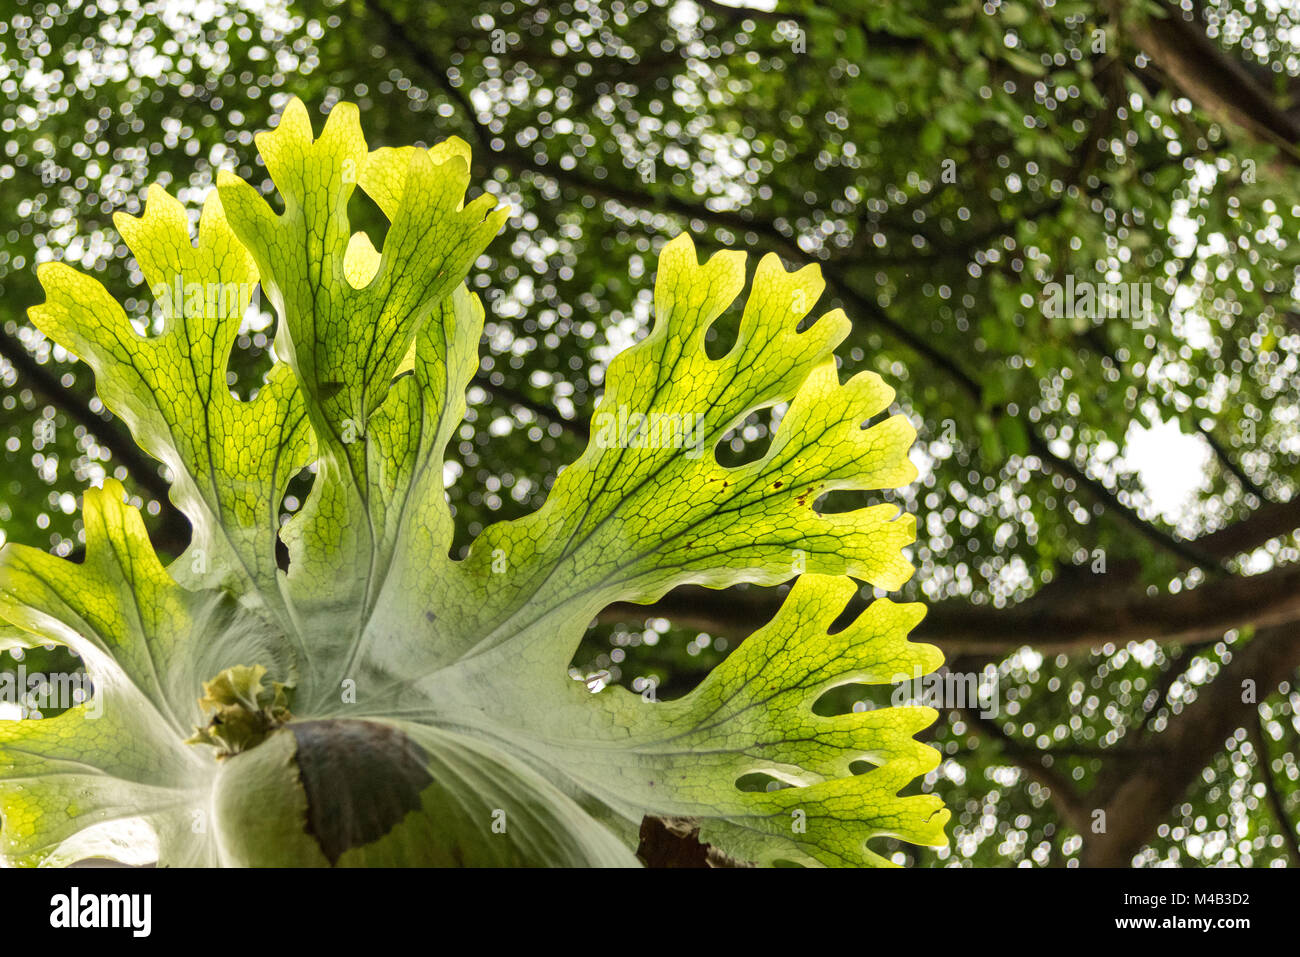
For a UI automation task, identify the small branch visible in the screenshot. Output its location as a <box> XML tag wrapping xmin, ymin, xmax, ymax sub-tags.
<box><xmin>1249</xmin><ymin>714</ymin><xmax>1300</xmax><ymax>867</ymax></box>
<box><xmin>958</xmin><ymin>707</ymin><xmax>1089</xmax><ymax>833</ymax></box>
<box><xmin>1202</xmin><ymin>428</ymin><xmax>1270</xmax><ymax>502</ymax></box>
<box><xmin>1025</xmin><ymin>430</ymin><xmax>1222</xmax><ymax>569</ymax></box>
<box><xmin>1197</xmin><ymin>497</ymin><xmax>1300</xmax><ymax>559</ymax></box>
<box><xmin>0</xmin><ymin>329</ymin><xmax>171</xmax><ymax>504</ymax></box>
<box><xmin>1137</xmin><ymin>646</ymin><xmax>1198</xmax><ymax>736</ymax></box>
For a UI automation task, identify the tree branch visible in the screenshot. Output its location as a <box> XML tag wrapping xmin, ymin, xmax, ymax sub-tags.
<box><xmin>1117</xmin><ymin>0</ymin><xmax>1300</xmax><ymax>166</ymax></box>
<box><xmin>602</xmin><ymin>557</ymin><xmax>1300</xmax><ymax>655</ymax></box>
<box><xmin>1079</xmin><ymin>625</ymin><xmax>1300</xmax><ymax>866</ymax></box>
<box><xmin>1248</xmin><ymin>714</ymin><xmax>1300</xmax><ymax>867</ymax></box>
<box><xmin>0</xmin><ymin>328</ymin><xmax>184</xmax><ymax>536</ymax></box>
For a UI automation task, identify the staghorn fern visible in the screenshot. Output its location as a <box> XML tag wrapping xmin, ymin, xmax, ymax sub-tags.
<box><xmin>0</xmin><ymin>99</ymin><xmax>948</xmax><ymax>867</ymax></box>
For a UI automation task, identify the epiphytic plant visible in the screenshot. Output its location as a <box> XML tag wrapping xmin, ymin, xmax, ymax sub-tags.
<box><xmin>0</xmin><ymin>99</ymin><xmax>947</xmax><ymax>867</ymax></box>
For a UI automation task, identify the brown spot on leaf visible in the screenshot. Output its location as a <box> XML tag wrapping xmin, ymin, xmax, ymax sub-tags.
<box><xmin>291</xmin><ymin>719</ymin><xmax>433</xmax><ymax>865</ymax></box>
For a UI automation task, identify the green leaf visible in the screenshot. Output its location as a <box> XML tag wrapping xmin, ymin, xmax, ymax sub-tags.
<box><xmin>0</xmin><ymin>99</ymin><xmax>946</xmax><ymax>868</ymax></box>
<box><xmin>29</xmin><ymin>189</ymin><xmax>312</xmax><ymax>616</ymax></box>
<box><xmin>479</xmin><ymin>574</ymin><xmax>947</xmax><ymax>867</ymax></box>
<box><xmin>216</xmin><ymin>100</ymin><xmax>506</xmax><ymax>644</ymax></box>
<box><xmin>0</xmin><ymin>480</ymin><xmax>285</xmax><ymax>866</ymax></box>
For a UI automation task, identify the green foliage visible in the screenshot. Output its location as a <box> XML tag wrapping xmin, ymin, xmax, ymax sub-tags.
<box><xmin>0</xmin><ymin>99</ymin><xmax>945</xmax><ymax>867</ymax></box>
<box><xmin>2</xmin><ymin>0</ymin><xmax>1298</xmax><ymax>870</ymax></box>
